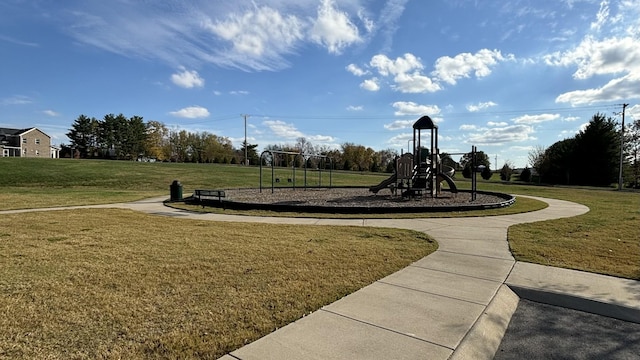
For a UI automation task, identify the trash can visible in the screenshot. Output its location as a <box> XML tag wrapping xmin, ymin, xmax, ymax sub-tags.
<box><xmin>170</xmin><ymin>180</ymin><xmax>183</xmax><ymax>201</ymax></box>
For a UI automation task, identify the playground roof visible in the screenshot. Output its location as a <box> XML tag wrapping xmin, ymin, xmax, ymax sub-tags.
<box><xmin>413</xmin><ymin>116</ymin><xmax>437</xmax><ymax>130</ymax></box>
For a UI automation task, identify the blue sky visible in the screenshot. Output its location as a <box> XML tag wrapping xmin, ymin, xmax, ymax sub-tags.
<box><xmin>1</xmin><ymin>0</ymin><xmax>639</xmax><ymax>168</ymax></box>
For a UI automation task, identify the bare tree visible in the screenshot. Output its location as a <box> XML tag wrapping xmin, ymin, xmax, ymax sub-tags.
<box><xmin>528</xmin><ymin>145</ymin><xmax>546</xmax><ymax>173</ymax></box>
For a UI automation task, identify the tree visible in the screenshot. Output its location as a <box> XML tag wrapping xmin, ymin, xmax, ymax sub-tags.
<box><xmin>539</xmin><ymin>138</ymin><xmax>576</xmax><ymax>185</ymax></box>
<box><xmin>459</xmin><ymin>151</ymin><xmax>490</xmax><ymax>179</ymax></box>
<box><xmin>500</xmin><ymin>162</ymin><xmax>514</xmax><ymax>181</ymax></box>
<box><xmin>121</xmin><ymin>115</ymin><xmax>147</xmax><ymax>160</ymax></box>
<box><xmin>341</xmin><ymin>143</ymin><xmax>374</xmax><ymax>171</ymax></box>
<box><xmin>440</xmin><ymin>152</ymin><xmax>457</xmax><ymax>171</ymax></box>
<box><xmin>520</xmin><ymin>167</ymin><xmax>532</xmax><ymax>182</ymax></box>
<box><xmin>296</xmin><ymin>137</ymin><xmax>315</xmax><ymax>155</ymax></box>
<box><xmin>572</xmin><ymin>113</ymin><xmax>619</xmax><ymax>186</ymax></box>
<box><xmin>239</xmin><ymin>141</ymin><xmax>259</xmax><ymax>165</ymax></box>
<box><xmin>145</xmin><ymin>121</ymin><xmax>169</xmax><ymax>160</ymax></box>
<box><xmin>377</xmin><ymin>148</ymin><xmax>398</xmax><ymax>173</ymax></box>
<box><xmin>66</xmin><ymin>115</ymin><xmax>98</xmax><ymax>158</ymax></box>
<box><xmin>528</xmin><ymin>145</ymin><xmax>546</xmax><ymax>174</ymax></box>
<box><xmin>481</xmin><ymin>166</ymin><xmax>493</xmax><ymax>180</ymax></box>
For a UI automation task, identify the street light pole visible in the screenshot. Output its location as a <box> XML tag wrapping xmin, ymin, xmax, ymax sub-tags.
<box><xmin>618</xmin><ymin>104</ymin><xmax>628</xmax><ymax>190</ymax></box>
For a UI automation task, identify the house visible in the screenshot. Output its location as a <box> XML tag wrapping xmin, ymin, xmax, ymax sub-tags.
<box><xmin>0</xmin><ymin>127</ymin><xmax>59</xmax><ymax>158</ymax></box>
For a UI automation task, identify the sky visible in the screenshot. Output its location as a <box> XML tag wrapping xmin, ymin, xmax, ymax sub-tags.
<box><xmin>1</xmin><ymin>0</ymin><xmax>639</xmax><ymax>168</ymax></box>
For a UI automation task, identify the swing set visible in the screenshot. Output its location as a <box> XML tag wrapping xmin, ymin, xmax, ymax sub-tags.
<box><xmin>259</xmin><ymin>150</ymin><xmax>334</xmax><ymax>193</ymax></box>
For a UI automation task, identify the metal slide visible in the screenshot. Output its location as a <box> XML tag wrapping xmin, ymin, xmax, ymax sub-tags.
<box><xmin>369</xmin><ymin>173</ymin><xmax>397</xmax><ymax>194</ymax></box>
<box><xmin>437</xmin><ymin>172</ymin><xmax>458</xmax><ymax>193</ymax></box>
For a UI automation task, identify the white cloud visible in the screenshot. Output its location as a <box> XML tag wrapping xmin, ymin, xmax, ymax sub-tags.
<box><xmin>346</xmin><ymin>63</ymin><xmax>368</xmax><ymax>76</ymax></box>
<box><xmin>1</xmin><ymin>95</ymin><xmax>32</xmax><ymax>106</ymax></box>
<box><xmin>360</xmin><ymin>78</ymin><xmax>380</xmax><ymax>91</ymax></box>
<box><xmin>513</xmin><ymin>113</ymin><xmax>561</xmax><ymax>124</ymax></box>
<box><xmin>308</xmin><ymin>134</ymin><xmax>336</xmax><ymax>143</ymax></box>
<box><xmin>346</xmin><ymin>105</ymin><xmax>363</xmax><ymax>111</ymax></box>
<box><xmin>309</xmin><ymin>0</ymin><xmax>362</xmax><ymax>54</ymax></box>
<box><xmin>230</xmin><ymin>90</ymin><xmax>250</xmax><ymax>95</ymax></box>
<box><xmin>392</xmin><ymin>72</ymin><xmax>441</xmax><ymax>93</ymax></box>
<box><xmin>262</xmin><ymin>119</ymin><xmax>335</xmax><ymax>144</ymax></box>
<box><xmin>627</xmin><ymin>104</ymin><xmax>640</xmax><ymax>120</ymax></box>
<box><xmin>369</xmin><ymin>53</ymin><xmax>440</xmax><ymax>93</ymax></box>
<box><xmin>544</xmin><ymin>36</ymin><xmax>640</xmax><ymax>80</ymax></box>
<box><xmin>42</xmin><ymin>110</ymin><xmax>60</xmax><ymax>117</ymax></box>
<box><xmin>432</xmin><ymin>49</ymin><xmax>513</xmax><ymax>85</ymax></box>
<box><xmin>467</xmin><ymin>101</ymin><xmax>497</xmax><ymax>112</ymax></box>
<box><xmin>544</xmin><ymin>19</ymin><xmax>640</xmax><ymax>106</ymax></box>
<box><xmin>263</xmin><ymin>119</ymin><xmax>305</xmax><ymax>139</ymax></box>
<box><xmin>203</xmin><ymin>5</ymin><xmax>305</xmax><ymax>70</ymax></box>
<box><xmin>392</xmin><ymin>101</ymin><xmax>441</xmax><ymax>116</ymax></box>
<box><xmin>590</xmin><ymin>0</ymin><xmax>610</xmax><ymax>31</ymax></box>
<box><xmin>465</xmin><ymin>124</ymin><xmax>535</xmax><ymax>145</ymax></box>
<box><xmin>386</xmin><ymin>132</ymin><xmax>413</xmax><ymax>147</ymax></box>
<box><xmin>559</xmin><ymin>123</ymin><xmax>589</xmax><ymax>138</ymax></box>
<box><xmin>556</xmin><ymin>72</ymin><xmax>640</xmax><ymax>105</ymax></box>
<box><xmin>487</xmin><ymin>121</ymin><xmax>508</xmax><ymax>127</ymax></box>
<box><xmin>370</xmin><ymin>53</ymin><xmax>423</xmax><ymax>76</ymax></box>
<box><xmin>171</xmin><ymin>67</ymin><xmax>204</xmax><ymax>88</ymax></box>
<box><xmin>169</xmin><ymin>106</ymin><xmax>210</xmax><ymax>118</ymax></box>
<box><xmin>384</xmin><ymin>120</ymin><xmax>413</xmax><ymax>130</ymax></box>
<box><xmin>563</xmin><ymin>116</ymin><xmax>581</xmax><ymax>122</ymax></box>
<box><xmin>376</xmin><ymin>0</ymin><xmax>410</xmax><ymax>51</ymax></box>
<box><xmin>459</xmin><ymin>124</ymin><xmax>478</xmax><ymax>131</ymax></box>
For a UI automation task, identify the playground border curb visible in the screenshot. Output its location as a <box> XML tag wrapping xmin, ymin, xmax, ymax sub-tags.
<box><xmin>185</xmin><ymin>187</ymin><xmax>516</xmax><ymax>214</ymax></box>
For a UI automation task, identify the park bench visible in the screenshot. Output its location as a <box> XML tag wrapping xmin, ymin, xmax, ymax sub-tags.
<box><xmin>193</xmin><ymin>189</ymin><xmax>226</xmax><ymax>202</ymax></box>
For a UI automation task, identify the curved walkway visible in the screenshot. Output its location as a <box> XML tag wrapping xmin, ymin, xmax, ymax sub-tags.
<box><xmin>3</xmin><ymin>196</ymin><xmax>639</xmax><ymax>359</ymax></box>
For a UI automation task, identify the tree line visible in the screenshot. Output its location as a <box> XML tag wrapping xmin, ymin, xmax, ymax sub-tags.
<box><xmin>65</xmin><ymin>111</ymin><xmax>639</xmax><ymax>187</ymax></box>
<box><xmin>528</xmin><ymin>113</ymin><xmax>640</xmax><ymax>188</ymax></box>
<box><xmin>66</xmin><ymin>114</ymin><xmax>502</xmax><ymax>176</ymax></box>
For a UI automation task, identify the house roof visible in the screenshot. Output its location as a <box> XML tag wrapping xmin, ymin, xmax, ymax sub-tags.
<box><xmin>0</xmin><ymin>127</ymin><xmax>48</xmax><ymax>137</ymax></box>
<box><xmin>0</xmin><ymin>127</ymin><xmax>36</xmax><ymax>136</ymax></box>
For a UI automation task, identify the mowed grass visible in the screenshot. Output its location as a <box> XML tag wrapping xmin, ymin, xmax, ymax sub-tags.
<box><xmin>503</xmin><ymin>186</ymin><xmax>640</xmax><ymax>280</ymax></box>
<box><xmin>0</xmin><ymin>158</ymin><xmax>387</xmax><ymax>210</ymax></box>
<box><xmin>0</xmin><ymin>209</ymin><xmax>435</xmax><ymax>359</ymax></box>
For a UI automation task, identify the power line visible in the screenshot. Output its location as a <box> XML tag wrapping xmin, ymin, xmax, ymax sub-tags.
<box><xmin>241</xmin><ymin>104</ymin><xmax>619</xmax><ymax>121</ymax></box>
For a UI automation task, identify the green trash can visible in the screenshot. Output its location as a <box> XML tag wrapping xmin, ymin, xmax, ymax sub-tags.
<box><xmin>170</xmin><ymin>180</ymin><xmax>183</xmax><ymax>201</ymax></box>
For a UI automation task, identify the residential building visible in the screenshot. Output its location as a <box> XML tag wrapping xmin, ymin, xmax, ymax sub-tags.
<box><xmin>0</xmin><ymin>127</ymin><xmax>58</xmax><ymax>158</ymax></box>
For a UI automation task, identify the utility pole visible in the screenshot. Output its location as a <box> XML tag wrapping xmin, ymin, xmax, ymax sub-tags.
<box><xmin>495</xmin><ymin>154</ymin><xmax>498</xmax><ymax>171</ymax></box>
<box><xmin>241</xmin><ymin>114</ymin><xmax>249</xmax><ymax>166</ymax></box>
<box><xmin>618</xmin><ymin>104</ymin><xmax>628</xmax><ymax>190</ymax></box>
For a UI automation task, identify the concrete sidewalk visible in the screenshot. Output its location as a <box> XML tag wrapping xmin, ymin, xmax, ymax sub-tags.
<box><xmin>3</xmin><ymin>195</ymin><xmax>638</xmax><ymax>359</ymax></box>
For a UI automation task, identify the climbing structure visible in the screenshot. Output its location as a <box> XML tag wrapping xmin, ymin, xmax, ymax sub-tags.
<box><xmin>369</xmin><ymin>115</ymin><xmax>457</xmax><ymax>197</ymax></box>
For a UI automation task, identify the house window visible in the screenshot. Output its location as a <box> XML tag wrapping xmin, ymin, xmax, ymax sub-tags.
<box><xmin>35</xmin><ymin>138</ymin><xmax>41</xmax><ymax>145</ymax></box>
<box><xmin>2</xmin><ymin>149</ymin><xmax>8</xmax><ymax>157</ymax></box>
<box><xmin>23</xmin><ymin>148</ymin><xmax>27</xmax><ymax>155</ymax></box>
<box><xmin>22</xmin><ymin>138</ymin><xmax>27</xmax><ymax>144</ymax></box>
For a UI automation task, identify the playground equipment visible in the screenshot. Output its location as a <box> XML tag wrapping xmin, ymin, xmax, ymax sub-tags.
<box><xmin>259</xmin><ymin>150</ymin><xmax>333</xmax><ymax>193</ymax></box>
<box><xmin>370</xmin><ymin>115</ymin><xmax>458</xmax><ymax>198</ymax></box>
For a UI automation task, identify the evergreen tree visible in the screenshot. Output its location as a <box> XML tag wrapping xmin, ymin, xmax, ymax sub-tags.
<box><xmin>66</xmin><ymin>115</ymin><xmax>98</xmax><ymax>158</ymax></box>
<box><xmin>481</xmin><ymin>166</ymin><xmax>493</xmax><ymax>180</ymax></box>
<box><xmin>573</xmin><ymin>113</ymin><xmax>620</xmax><ymax>186</ymax></box>
<box><xmin>520</xmin><ymin>167</ymin><xmax>532</xmax><ymax>182</ymax></box>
